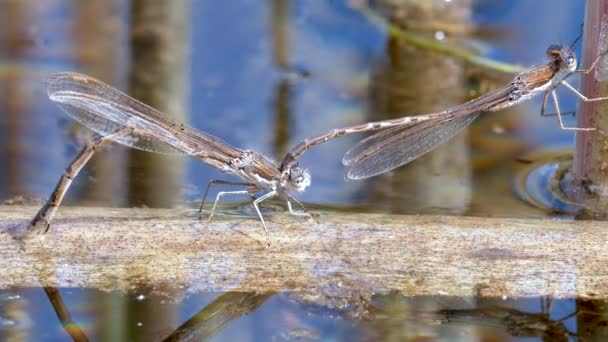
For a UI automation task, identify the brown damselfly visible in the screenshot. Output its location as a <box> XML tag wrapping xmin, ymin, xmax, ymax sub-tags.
<box><xmin>28</xmin><ymin>72</ymin><xmax>312</xmax><ymax>241</ymax></box>
<box><xmin>280</xmin><ymin>44</ymin><xmax>608</xmax><ymax>180</ymax></box>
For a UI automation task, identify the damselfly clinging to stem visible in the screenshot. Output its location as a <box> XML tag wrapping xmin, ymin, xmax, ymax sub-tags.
<box><xmin>280</xmin><ymin>42</ymin><xmax>608</xmax><ymax>180</ymax></box>
<box><xmin>28</xmin><ymin>72</ymin><xmax>312</xmax><ymax>242</ymax></box>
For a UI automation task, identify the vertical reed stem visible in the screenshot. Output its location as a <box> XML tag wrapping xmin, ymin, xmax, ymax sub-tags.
<box><xmin>572</xmin><ymin>0</ymin><xmax>608</xmax><ymax>218</ymax></box>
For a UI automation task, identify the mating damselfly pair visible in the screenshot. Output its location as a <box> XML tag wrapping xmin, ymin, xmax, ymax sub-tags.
<box><xmin>27</xmin><ymin>42</ymin><xmax>608</xmax><ymax>241</ymax></box>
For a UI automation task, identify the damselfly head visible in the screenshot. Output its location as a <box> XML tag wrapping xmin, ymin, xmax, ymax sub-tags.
<box><xmin>284</xmin><ymin>166</ymin><xmax>311</xmax><ymax>192</ymax></box>
<box><xmin>546</xmin><ymin>44</ymin><xmax>562</xmax><ymax>58</ymax></box>
<box><xmin>560</xmin><ymin>49</ymin><xmax>577</xmax><ymax>71</ymax></box>
<box><xmin>547</xmin><ymin>44</ymin><xmax>577</xmax><ymax>71</ymax></box>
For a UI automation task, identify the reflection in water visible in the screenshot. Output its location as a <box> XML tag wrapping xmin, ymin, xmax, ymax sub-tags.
<box><xmin>162</xmin><ymin>291</ymin><xmax>274</xmax><ymax>341</ymax></box>
<box><xmin>0</xmin><ymin>71</ymin><xmax>38</xmax><ymax>199</ymax></box>
<box><xmin>363</xmin><ymin>0</ymin><xmax>474</xmax><ymax>215</ymax></box>
<box><xmin>271</xmin><ymin>0</ymin><xmax>292</xmax><ymax>160</ymax></box>
<box><xmin>435</xmin><ymin>297</ymin><xmax>575</xmax><ymax>341</ymax></box>
<box><xmin>2</xmin><ymin>288</ymin><xmax>600</xmax><ymax>341</ymax></box>
<box><xmin>513</xmin><ymin>150</ymin><xmax>583</xmax><ymax>216</ymax></box>
<box><xmin>25</xmin><ymin>235</ymin><xmax>91</xmax><ymax>341</ymax></box>
<box><xmin>42</xmin><ymin>287</ymin><xmax>90</xmax><ymax>342</ymax></box>
<box><xmin>578</xmin><ymin>299</ymin><xmax>608</xmax><ymax>340</ymax></box>
<box><xmin>272</xmin><ymin>80</ymin><xmax>293</xmax><ymax>160</ymax></box>
<box><xmin>362</xmin><ymin>294</ymin><xmax>580</xmax><ymax>341</ymax></box>
<box><xmin>126</xmin><ymin>0</ymin><xmax>189</xmax><ymax>208</ymax></box>
<box><xmin>0</xmin><ymin>292</ymin><xmax>30</xmax><ymax>341</ymax></box>
<box><xmin>72</xmin><ymin>0</ymin><xmax>128</xmax><ymax>206</ymax></box>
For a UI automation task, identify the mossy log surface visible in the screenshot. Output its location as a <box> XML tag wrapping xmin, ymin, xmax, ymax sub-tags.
<box><xmin>1</xmin><ymin>205</ymin><xmax>607</xmax><ymax>298</ymax></box>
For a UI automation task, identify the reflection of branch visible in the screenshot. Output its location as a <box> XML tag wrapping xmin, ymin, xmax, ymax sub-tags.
<box><xmin>359</xmin><ymin>7</ymin><xmax>524</xmax><ymax>74</ymax></box>
<box><xmin>162</xmin><ymin>292</ymin><xmax>274</xmax><ymax>341</ymax></box>
<box><xmin>436</xmin><ymin>304</ymin><xmax>575</xmax><ymax>340</ymax></box>
<box><xmin>30</xmin><ymin>229</ymin><xmax>90</xmax><ymax>341</ymax></box>
<box><xmin>43</xmin><ymin>287</ymin><xmax>90</xmax><ymax>342</ymax></box>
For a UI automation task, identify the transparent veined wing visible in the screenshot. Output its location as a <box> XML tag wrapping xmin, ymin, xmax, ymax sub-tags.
<box><xmin>345</xmin><ymin>113</ymin><xmax>479</xmax><ymax>179</ymax></box>
<box><xmin>47</xmin><ymin>72</ymin><xmax>243</xmax><ymax>164</ymax></box>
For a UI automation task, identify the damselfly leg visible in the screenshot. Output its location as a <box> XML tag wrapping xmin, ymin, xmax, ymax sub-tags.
<box><xmin>252</xmin><ymin>190</ymin><xmax>278</xmax><ymax>244</ymax></box>
<box><xmin>198</xmin><ymin>180</ymin><xmax>256</xmax><ymax>213</ymax></box>
<box><xmin>539</xmin><ymin>92</ymin><xmax>575</xmax><ymax>117</ymax></box>
<box><xmin>547</xmin><ymin>49</ymin><xmax>608</xmax><ymax>130</ymax></box>
<box><xmin>575</xmin><ymin>49</ymin><xmax>608</xmax><ymax>75</ymax></box>
<box><xmin>203</xmin><ymin>189</ymin><xmax>259</xmax><ymax>232</ymax></box>
<box><xmin>286</xmin><ymin>194</ymin><xmax>311</xmax><ymax>217</ymax></box>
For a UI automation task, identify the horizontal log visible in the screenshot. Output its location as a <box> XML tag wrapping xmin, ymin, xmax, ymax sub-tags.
<box><xmin>1</xmin><ymin>204</ymin><xmax>607</xmax><ymax>298</ymax></box>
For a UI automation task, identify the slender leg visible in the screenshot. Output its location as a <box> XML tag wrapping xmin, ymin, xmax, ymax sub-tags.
<box><xmin>27</xmin><ymin>129</ymin><xmax>130</xmax><ymax>235</ymax></box>
<box><xmin>561</xmin><ymin>80</ymin><xmax>608</xmax><ymax>103</ymax></box>
<box><xmin>539</xmin><ymin>91</ymin><xmax>574</xmax><ymax>117</ymax></box>
<box><xmin>285</xmin><ymin>194</ymin><xmax>311</xmax><ymax>217</ymax></box>
<box><xmin>551</xmin><ymin>90</ymin><xmax>595</xmax><ymax>131</ymax></box>
<box><xmin>200</xmin><ymin>187</ymin><xmax>279</xmax><ymax>245</ymax></box>
<box><xmin>575</xmin><ymin>49</ymin><xmax>608</xmax><ymax>74</ymax></box>
<box><xmin>195</xmin><ymin>188</ymin><xmax>258</xmax><ymax>242</ymax></box>
<box><xmin>540</xmin><ymin>91</ymin><xmax>550</xmax><ymax>116</ymax></box>
<box><xmin>198</xmin><ymin>180</ymin><xmax>255</xmax><ymax>213</ymax></box>
<box><xmin>205</xmin><ymin>189</ymin><xmax>254</xmax><ymax>226</ymax></box>
<box><xmin>252</xmin><ymin>190</ymin><xmax>277</xmax><ymax>243</ymax></box>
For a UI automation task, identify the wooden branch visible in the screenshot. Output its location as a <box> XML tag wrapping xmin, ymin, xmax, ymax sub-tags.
<box><xmin>574</xmin><ymin>0</ymin><xmax>608</xmax><ymax>217</ymax></box>
<box><xmin>2</xmin><ymin>205</ymin><xmax>608</xmax><ymax>298</ymax></box>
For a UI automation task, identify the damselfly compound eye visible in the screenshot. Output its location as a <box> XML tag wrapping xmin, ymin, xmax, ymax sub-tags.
<box><xmin>566</xmin><ymin>56</ymin><xmax>575</xmax><ymax>65</ymax></box>
<box><xmin>546</xmin><ymin>44</ymin><xmax>561</xmax><ymax>57</ymax></box>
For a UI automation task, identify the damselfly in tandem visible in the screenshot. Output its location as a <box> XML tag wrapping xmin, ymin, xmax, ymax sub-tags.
<box><xmin>280</xmin><ymin>44</ymin><xmax>608</xmax><ymax>179</ymax></box>
<box><xmin>28</xmin><ymin>72</ymin><xmax>312</xmax><ymax>241</ymax></box>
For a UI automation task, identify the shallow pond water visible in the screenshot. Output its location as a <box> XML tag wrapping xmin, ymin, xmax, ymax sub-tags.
<box><xmin>0</xmin><ymin>0</ymin><xmax>606</xmax><ymax>340</ymax></box>
<box><xmin>2</xmin><ymin>289</ymin><xmax>601</xmax><ymax>341</ymax></box>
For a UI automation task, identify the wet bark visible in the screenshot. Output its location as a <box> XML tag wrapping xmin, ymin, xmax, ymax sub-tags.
<box><xmin>3</xmin><ymin>204</ymin><xmax>608</xmax><ymax>299</ymax></box>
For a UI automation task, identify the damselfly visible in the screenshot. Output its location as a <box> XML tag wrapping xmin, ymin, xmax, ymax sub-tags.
<box><xmin>280</xmin><ymin>44</ymin><xmax>608</xmax><ymax>180</ymax></box>
<box><xmin>28</xmin><ymin>72</ymin><xmax>312</xmax><ymax>240</ymax></box>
